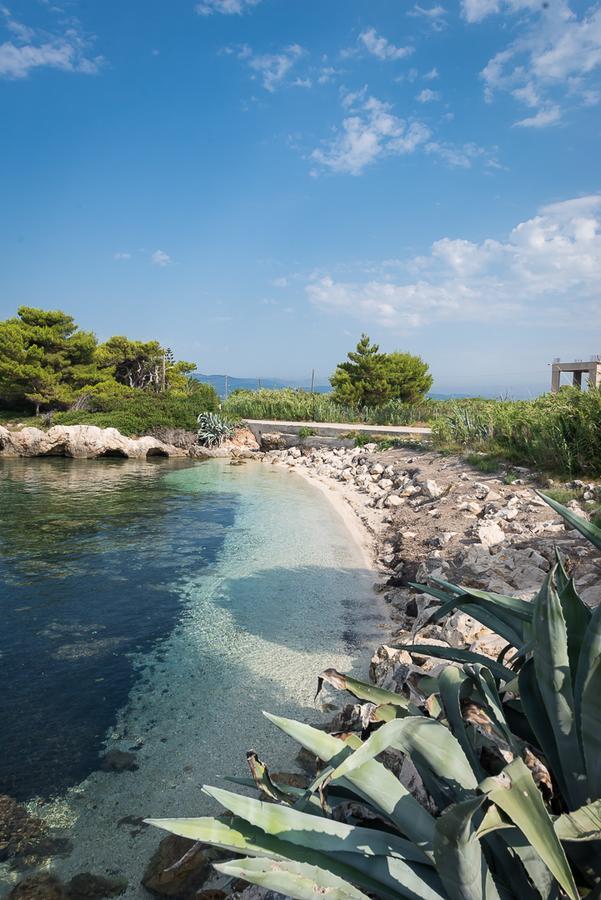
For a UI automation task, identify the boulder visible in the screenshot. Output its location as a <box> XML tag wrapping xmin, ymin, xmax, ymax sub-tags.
<box><xmin>0</xmin><ymin>425</ymin><xmax>186</xmax><ymax>460</ymax></box>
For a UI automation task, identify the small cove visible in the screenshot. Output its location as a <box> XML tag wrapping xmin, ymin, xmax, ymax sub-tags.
<box><xmin>0</xmin><ymin>457</ymin><xmax>386</xmax><ymax>897</ymax></box>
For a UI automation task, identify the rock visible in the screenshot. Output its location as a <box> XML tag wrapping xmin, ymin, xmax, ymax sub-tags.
<box><xmin>8</xmin><ymin>875</ymin><xmax>66</xmax><ymax>900</ymax></box>
<box><xmin>142</xmin><ymin>834</ymin><xmax>212</xmax><ymax>897</ymax></box>
<box><xmin>384</xmin><ymin>494</ymin><xmax>404</xmax><ymax>508</ymax></box>
<box><xmin>477</xmin><ymin>522</ymin><xmax>505</xmax><ymax>549</ymax></box>
<box><xmin>422</xmin><ymin>479</ymin><xmax>443</xmax><ymax>500</ymax></box>
<box><xmin>0</xmin><ymin>794</ymin><xmax>47</xmax><ymax>863</ymax></box>
<box><xmin>66</xmin><ymin>874</ymin><xmax>127</xmax><ymax>899</ymax></box>
<box><xmin>258</xmin><ymin>432</ymin><xmax>287</xmax><ymax>451</ymax></box>
<box><xmin>472</xmin><ymin>482</ymin><xmax>490</xmax><ymax>500</ymax></box>
<box><xmin>0</xmin><ymin>425</ymin><xmax>185</xmax><ymax>460</ymax></box>
<box><xmin>99</xmin><ymin>750</ymin><xmax>138</xmax><ymax>773</ymax></box>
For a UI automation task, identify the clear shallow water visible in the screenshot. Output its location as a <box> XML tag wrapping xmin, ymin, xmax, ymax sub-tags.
<box><xmin>0</xmin><ymin>458</ymin><xmax>383</xmax><ymax>895</ymax></box>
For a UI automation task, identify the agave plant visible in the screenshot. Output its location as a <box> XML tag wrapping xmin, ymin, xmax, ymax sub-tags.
<box><xmin>147</xmin><ymin>494</ymin><xmax>601</xmax><ymax>899</ymax></box>
<box><xmin>197</xmin><ymin>411</ymin><xmax>236</xmax><ymax>447</ymax></box>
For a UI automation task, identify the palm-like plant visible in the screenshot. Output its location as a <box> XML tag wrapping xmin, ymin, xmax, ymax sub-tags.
<box><xmin>146</xmin><ymin>494</ymin><xmax>601</xmax><ymax>899</ymax></box>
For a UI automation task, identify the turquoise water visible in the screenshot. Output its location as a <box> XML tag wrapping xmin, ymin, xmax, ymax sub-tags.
<box><xmin>0</xmin><ymin>457</ymin><xmax>382</xmax><ymax>895</ymax></box>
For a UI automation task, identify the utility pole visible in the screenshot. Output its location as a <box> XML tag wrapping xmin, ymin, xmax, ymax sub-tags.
<box><xmin>224</xmin><ymin>374</ymin><xmax>229</xmax><ymax>400</ymax></box>
<box><xmin>310</xmin><ymin>368</ymin><xmax>315</xmax><ymax>393</ymax></box>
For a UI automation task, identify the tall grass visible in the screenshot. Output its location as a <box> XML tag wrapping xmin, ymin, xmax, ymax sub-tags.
<box><xmin>222</xmin><ymin>388</ymin><xmax>451</xmax><ymax>426</ymax></box>
<box><xmin>432</xmin><ymin>387</ymin><xmax>601</xmax><ymax>476</ymax></box>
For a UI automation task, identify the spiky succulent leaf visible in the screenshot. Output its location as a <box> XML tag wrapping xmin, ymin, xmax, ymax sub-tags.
<box><xmin>539</xmin><ymin>492</ymin><xmax>601</xmax><ymax>550</ymax></box>
<box><xmin>433</xmin><ymin>796</ymin><xmax>501</xmax><ymax>900</ymax></box>
<box><xmin>214</xmin><ymin>856</ymin><xmax>370</xmax><ymax>900</ymax></box>
<box><xmin>480</xmin><ymin>758</ymin><xmax>579</xmax><ymax>900</ymax></box>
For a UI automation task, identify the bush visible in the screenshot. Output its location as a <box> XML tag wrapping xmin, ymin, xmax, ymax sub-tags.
<box><xmin>433</xmin><ymin>388</ymin><xmax>601</xmax><ymax>477</ymax></box>
<box><xmin>53</xmin><ymin>384</ymin><xmax>219</xmax><ymax>436</ymax></box>
<box><xmin>147</xmin><ymin>496</ymin><xmax>601</xmax><ymax>898</ymax></box>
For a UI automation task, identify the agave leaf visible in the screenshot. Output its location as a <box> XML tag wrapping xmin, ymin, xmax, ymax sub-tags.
<box><xmin>554</xmin><ymin>799</ymin><xmax>601</xmax><ymax>841</ymax></box>
<box><xmin>466</xmin><ymin>665</ymin><xmax>518</xmax><ymax>753</ymax></box>
<box><xmin>437</xmin><ymin>666</ymin><xmax>486</xmax><ymax>781</ymax></box>
<box><xmin>246</xmin><ymin>751</ymin><xmax>299</xmax><ymax>805</ymax></box>
<box><xmin>480</xmin><ymin>757</ymin><xmax>579</xmax><ymax>900</ymax></box>
<box><xmin>147</xmin><ymin>814</ymin><xmax>439</xmax><ymax>900</ymax></box>
<box><xmin>455</xmin><ymin>587</ymin><xmax>533</xmax><ymax>624</ymax></box>
<box><xmin>575</xmin><ymin>603</ymin><xmax>601</xmax><ymax>799</ymax></box>
<box><xmin>264</xmin><ymin>713</ymin><xmax>435</xmax><ymax>848</ymax></box>
<box><xmin>433</xmin><ymin>796</ymin><xmax>501</xmax><ymax>900</ymax></box>
<box><xmin>533</xmin><ymin>573</ymin><xmax>588</xmax><ymax>808</ymax></box>
<box><xmin>557</xmin><ymin>577</ymin><xmax>592</xmax><ymax>681</ymax></box>
<box><xmin>539</xmin><ymin>491</ymin><xmax>601</xmax><ymax>550</ymax></box>
<box><xmin>327</xmin><ymin>717</ymin><xmax>478</xmax><ymax>800</ymax></box>
<box><xmin>214</xmin><ymin>856</ymin><xmax>370</xmax><ymax>900</ymax></box>
<box><xmin>399</xmin><ymin>644</ymin><xmax>515</xmax><ymax>683</ymax></box>
<box><xmin>411</xmin><ymin>587</ymin><xmax>525</xmax><ymax>649</ymax></box>
<box><xmin>517</xmin><ymin>658</ymin><xmax>568</xmax><ymax>800</ymax></box>
<box><xmin>315</xmin><ymin>668</ymin><xmax>415</xmax><ymax>713</ymax></box>
<box><xmin>202</xmin><ymin>785</ymin><xmax>431</xmax><ymax>864</ymax></box>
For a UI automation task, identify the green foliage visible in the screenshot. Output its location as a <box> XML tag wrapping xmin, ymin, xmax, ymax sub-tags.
<box><xmin>432</xmin><ymin>388</ymin><xmax>601</xmax><ymax>477</ymax></box>
<box><xmin>223</xmin><ymin>388</ymin><xmax>438</xmax><ymax>426</ymax></box>
<box><xmin>148</xmin><ymin>496</ymin><xmax>601</xmax><ymax>898</ymax></box>
<box><xmin>330</xmin><ymin>334</ymin><xmax>432</xmax><ymax>407</ymax></box>
<box><xmin>0</xmin><ymin>306</ymin><xmax>102</xmax><ymax>414</ymax></box>
<box><xmin>96</xmin><ymin>336</ymin><xmax>195</xmax><ymax>391</ymax></box>
<box><xmin>297</xmin><ymin>427</ymin><xmax>317</xmax><ymax>440</ymax></box>
<box><xmin>196</xmin><ymin>412</ymin><xmax>236</xmax><ymax>447</ymax></box>
<box><xmin>0</xmin><ymin>306</ymin><xmax>209</xmax><ymax>434</ymax></box>
<box><xmin>54</xmin><ymin>386</ymin><xmax>218</xmax><ymax>436</ymax></box>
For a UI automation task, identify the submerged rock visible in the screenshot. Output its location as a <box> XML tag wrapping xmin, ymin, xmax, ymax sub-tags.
<box><xmin>8</xmin><ymin>874</ymin><xmax>66</xmax><ymax>900</ymax></box>
<box><xmin>141</xmin><ymin>834</ymin><xmax>212</xmax><ymax>897</ymax></box>
<box><xmin>66</xmin><ymin>873</ymin><xmax>127</xmax><ymax>899</ymax></box>
<box><xmin>99</xmin><ymin>750</ymin><xmax>138</xmax><ymax>773</ymax></box>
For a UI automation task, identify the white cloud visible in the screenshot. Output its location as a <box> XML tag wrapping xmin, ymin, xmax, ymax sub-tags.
<box><xmin>514</xmin><ymin>105</ymin><xmax>561</xmax><ymax>127</ymax></box>
<box><xmin>409</xmin><ymin>3</ymin><xmax>447</xmax><ymax>17</ymax></box>
<box><xmin>195</xmin><ymin>0</ymin><xmax>261</xmax><ymax>15</ymax></box>
<box><xmin>424</xmin><ymin>67</ymin><xmax>439</xmax><ymax>80</ymax></box>
<box><xmin>246</xmin><ymin>43</ymin><xmax>304</xmax><ymax>92</ymax></box>
<box><xmin>311</xmin><ymin>94</ymin><xmax>431</xmax><ymax>176</ymax></box>
<box><xmin>470</xmin><ymin>0</ymin><xmax>601</xmax><ymax>124</ymax></box>
<box><xmin>416</xmin><ymin>88</ymin><xmax>440</xmax><ymax>102</ymax></box>
<box><xmin>114</xmin><ymin>252</ymin><xmax>131</xmax><ymax>261</ymax></box>
<box><xmin>152</xmin><ymin>250</ymin><xmax>172</xmax><ymax>267</ymax></box>
<box><xmin>311</xmin><ymin>92</ymin><xmax>496</xmax><ymax>176</ymax></box>
<box><xmin>306</xmin><ymin>195</ymin><xmax>601</xmax><ymax>329</ymax></box>
<box><xmin>0</xmin><ymin>7</ymin><xmax>103</xmax><ymax>79</ymax></box>
<box><xmin>408</xmin><ymin>5</ymin><xmax>447</xmax><ymax>29</ymax></box>
<box><xmin>359</xmin><ymin>27</ymin><xmax>413</xmax><ymax>61</ymax></box>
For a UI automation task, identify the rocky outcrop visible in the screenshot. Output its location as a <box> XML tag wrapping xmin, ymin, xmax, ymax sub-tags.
<box><xmin>0</xmin><ymin>424</ymin><xmax>261</xmax><ymax>460</ymax></box>
<box><xmin>0</xmin><ymin>425</ymin><xmax>187</xmax><ymax>460</ymax></box>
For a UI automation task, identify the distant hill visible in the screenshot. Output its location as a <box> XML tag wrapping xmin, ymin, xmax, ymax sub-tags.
<box><xmin>193</xmin><ymin>374</ymin><xmax>331</xmax><ymax>398</ymax></box>
<box><xmin>193</xmin><ymin>374</ymin><xmax>484</xmax><ymax>401</ymax></box>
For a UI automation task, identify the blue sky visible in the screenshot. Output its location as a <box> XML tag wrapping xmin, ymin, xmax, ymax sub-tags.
<box><xmin>1</xmin><ymin>0</ymin><xmax>600</xmax><ymax>396</ymax></box>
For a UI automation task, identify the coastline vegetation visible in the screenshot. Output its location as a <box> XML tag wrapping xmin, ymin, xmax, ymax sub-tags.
<box><xmin>0</xmin><ymin>306</ymin><xmax>219</xmax><ymax>435</ymax></box>
<box><xmin>148</xmin><ymin>496</ymin><xmax>601</xmax><ymax>899</ymax></box>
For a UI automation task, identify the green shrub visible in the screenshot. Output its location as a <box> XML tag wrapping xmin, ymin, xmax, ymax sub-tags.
<box><xmin>54</xmin><ymin>384</ymin><xmax>218</xmax><ymax>436</ymax></box>
<box><xmin>147</xmin><ymin>496</ymin><xmax>601</xmax><ymax>898</ymax></box>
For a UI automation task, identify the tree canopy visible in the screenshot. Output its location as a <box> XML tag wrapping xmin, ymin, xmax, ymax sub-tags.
<box><xmin>0</xmin><ymin>306</ymin><xmax>197</xmax><ymax>415</ymax></box>
<box><xmin>330</xmin><ymin>334</ymin><xmax>432</xmax><ymax>407</ymax></box>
